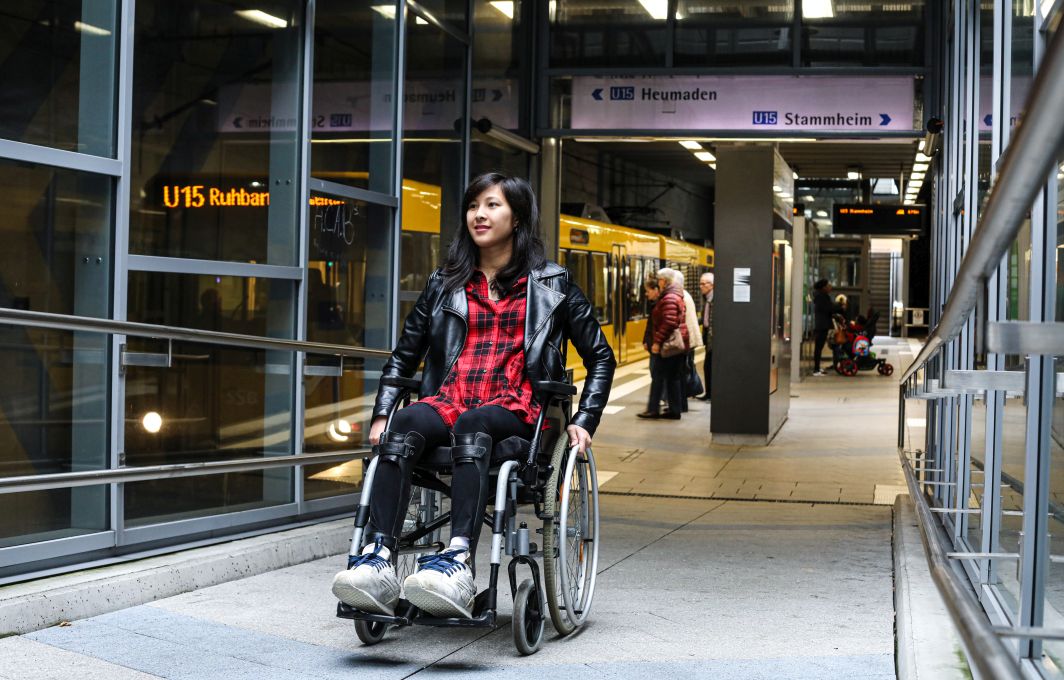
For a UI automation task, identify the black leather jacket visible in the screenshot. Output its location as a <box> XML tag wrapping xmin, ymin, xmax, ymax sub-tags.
<box><xmin>372</xmin><ymin>261</ymin><xmax>616</xmax><ymax>436</ymax></box>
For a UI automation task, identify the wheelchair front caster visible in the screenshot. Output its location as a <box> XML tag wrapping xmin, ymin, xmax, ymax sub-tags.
<box><xmin>512</xmin><ymin>578</ymin><xmax>544</xmax><ymax>655</ymax></box>
<box><xmin>355</xmin><ymin>618</ymin><xmax>388</xmax><ymax>645</ymax></box>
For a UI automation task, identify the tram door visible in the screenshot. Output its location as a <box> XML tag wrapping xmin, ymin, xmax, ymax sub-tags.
<box><xmin>611</xmin><ymin>244</ymin><xmax>628</xmax><ymax>364</ymax></box>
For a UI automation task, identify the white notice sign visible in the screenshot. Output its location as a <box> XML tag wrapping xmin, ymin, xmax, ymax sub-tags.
<box><xmin>734</xmin><ymin>267</ymin><xmax>751</xmax><ymax>303</ymax></box>
<box><xmin>571</xmin><ymin>76</ymin><xmax>915</xmax><ymax>132</ymax></box>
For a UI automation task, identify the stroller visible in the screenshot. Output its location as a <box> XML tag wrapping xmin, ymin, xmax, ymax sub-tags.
<box><xmin>829</xmin><ymin>310</ymin><xmax>894</xmax><ymax>377</ymax></box>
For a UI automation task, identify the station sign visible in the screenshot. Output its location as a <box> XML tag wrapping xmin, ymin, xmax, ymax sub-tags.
<box><xmin>570</xmin><ymin>76</ymin><xmax>915</xmax><ymax>132</ymax></box>
<box><xmin>832</xmin><ymin>204</ymin><xmax>925</xmax><ymax>236</ymax></box>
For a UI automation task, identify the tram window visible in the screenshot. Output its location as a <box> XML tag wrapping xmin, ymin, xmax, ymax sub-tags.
<box><xmin>591</xmin><ymin>252</ymin><xmax>610</xmax><ymax>324</ymax></box>
<box><xmin>627</xmin><ymin>256</ymin><xmax>646</xmax><ymax>320</ymax></box>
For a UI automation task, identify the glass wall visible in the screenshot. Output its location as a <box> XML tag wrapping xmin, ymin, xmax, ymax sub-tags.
<box><xmin>548</xmin><ymin>0</ymin><xmax>928</xmax><ymax>69</ymax></box>
<box><xmin>0</xmin><ymin>1</ymin><xmax>118</xmax><ymax>156</ymax></box>
<box><xmin>675</xmin><ymin>1</ymin><xmax>793</xmax><ymax>66</ymax></box>
<box><xmin>0</xmin><ymin>0</ymin><xmax>482</xmax><ymax>580</ymax></box>
<box><xmin>906</xmin><ymin>2</ymin><xmax>1064</xmax><ymax>673</ymax></box>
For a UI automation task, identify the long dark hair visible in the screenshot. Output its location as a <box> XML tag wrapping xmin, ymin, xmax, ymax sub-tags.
<box><xmin>441</xmin><ymin>173</ymin><xmax>546</xmax><ymax>295</ymax></box>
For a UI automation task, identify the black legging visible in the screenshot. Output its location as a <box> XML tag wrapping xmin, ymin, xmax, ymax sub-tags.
<box><xmin>369</xmin><ymin>403</ymin><xmax>532</xmax><ymax>544</ymax></box>
<box><xmin>813</xmin><ymin>329</ymin><xmax>829</xmax><ymax>371</ymax></box>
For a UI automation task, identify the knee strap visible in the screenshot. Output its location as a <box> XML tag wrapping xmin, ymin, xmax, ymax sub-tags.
<box><xmin>450</xmin><ymin>432</ymin><xmax>492</xmax><ymax>465</ymax></box>
<box><xmin>375</xmin><ymin>430</ymin><xmax>425</xmax><ymax>464</ymax></box>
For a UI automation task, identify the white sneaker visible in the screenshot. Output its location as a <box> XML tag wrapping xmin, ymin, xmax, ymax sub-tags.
<box><xmin>331</xmin><ymin>543</ymin><xmax>401</xmax><ymax>615</ymax></box>
<box><xmin>403</xmin><ymin>549</ymin><xmax>476</xmax><ymax>618</ymax></box>
<box><xmin>812</xmin><ymin>370</ymin><xmax>827</xmax><ymax>376</ymax></box>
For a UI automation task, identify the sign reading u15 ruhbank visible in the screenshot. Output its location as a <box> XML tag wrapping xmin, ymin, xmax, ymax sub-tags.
<box><xmin>570</xmin><ymin>76</ymin><xmax>915</xmax><ymax>132</ymax></box>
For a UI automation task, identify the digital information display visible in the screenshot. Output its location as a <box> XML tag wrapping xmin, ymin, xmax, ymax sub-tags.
<box><xmin>832</xmin><ymin>204</ymin><xmax>925</xmax><ymax>236</ymax></box>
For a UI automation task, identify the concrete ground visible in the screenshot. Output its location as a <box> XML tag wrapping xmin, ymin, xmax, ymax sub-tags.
<box><xmin>1</xmin><ymin>342</ymin><xmax>917</xmax><ymax>679</ymax></box>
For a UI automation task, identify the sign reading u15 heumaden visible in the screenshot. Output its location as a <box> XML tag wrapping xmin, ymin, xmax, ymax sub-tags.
<box><xmin>570</xmin><ymin>76</ymin><xmax>915</xmax><ymax>132</ymax></box>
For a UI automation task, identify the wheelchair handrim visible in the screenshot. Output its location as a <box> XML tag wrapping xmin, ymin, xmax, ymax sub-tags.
<box><xmin>557</xmin><ymin>444</ymin><xmax>599</xmax><ymax>628</ymax></box>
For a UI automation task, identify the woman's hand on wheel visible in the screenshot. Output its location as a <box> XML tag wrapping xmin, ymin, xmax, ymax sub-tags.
<box><xmin>566</xmin><ymin>424</ymin><xmax>592</xmax><ymax>454</ymax></box>
<box><xmin>368</xmin><ymin>416</ymin><xmax>388</xmax><ymax>445</ymax></box>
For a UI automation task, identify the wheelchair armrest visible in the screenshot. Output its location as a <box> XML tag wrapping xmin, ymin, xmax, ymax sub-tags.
<box><xmin>534</xmin><ymin>380</ymin><xmax>577</xmax><ymax>400</ymax></box>
<box><xmin>380</xmin><ymin>375</ymin><xmax>421</xmax><ymax>391</ymax></box>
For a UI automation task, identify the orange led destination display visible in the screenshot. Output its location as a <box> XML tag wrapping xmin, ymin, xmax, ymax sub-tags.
<box><xmin>832</xmin><ymin>203</ymin><xmax>925</xmax><ymax>235</ymax></box>
<box><xmin>162</xmin><ymin>184</ymin><xmax>344</xmax><ymax>209</ymax></box>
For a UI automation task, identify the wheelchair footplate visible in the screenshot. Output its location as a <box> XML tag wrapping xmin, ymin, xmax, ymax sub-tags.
<box><xmin>337</xmin><ymin>590</ymin><xmax>496</xmax><ymax>629</ymax></box>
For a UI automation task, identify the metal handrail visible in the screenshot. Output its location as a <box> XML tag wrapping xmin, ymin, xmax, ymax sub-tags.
<box><xmin>0</xmin><ymin>449</ymin><xmax>370</xmax><ymax>494</ymax></box>
<box><xmin>899</xmin><ymin>452</ymin><xmax>1024</xmax><ymax>679</ymax></box>
<box><xmin>0</xmin><ymin>307</ymin><xmax>390</xmax><ymax>493</ymax></box>
<box><xmin>0</xmin><ymin>307</ymin><xmax>392</xmax><ymax>360</ymax></box>
<box><xmin>899</xmin><ymin>27</ymin><xmax>1064</xmax><ymax>383</ymax></box>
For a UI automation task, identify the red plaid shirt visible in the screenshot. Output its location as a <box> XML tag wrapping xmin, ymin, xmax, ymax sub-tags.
<box><xmin>419</xmin><ymin>271</ymin><xmax>540</xmax><ymax>428</ymax></box>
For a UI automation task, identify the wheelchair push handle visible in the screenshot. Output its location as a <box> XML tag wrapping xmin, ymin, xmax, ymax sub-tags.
<box><xmin>533</xmin><ymin>380</ymin><xmax>577</xmax><ymax>401</ymax></box>
<box><xmin>380</xmin><ymin>375</ymin><xmax>422</xmax><ymax>391</ymax></box>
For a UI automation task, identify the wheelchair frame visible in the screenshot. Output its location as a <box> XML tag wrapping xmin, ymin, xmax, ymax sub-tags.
<box><xmin>335</xmin><ymin>376</ymin><xmax>601</xmax><ymax>655</ymax></box>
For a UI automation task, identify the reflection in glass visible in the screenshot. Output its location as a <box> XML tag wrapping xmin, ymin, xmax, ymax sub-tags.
<box><xmin>122</xmin><ymin>339</ymin><xmax>295</xmax><ymax>526</ymax></box>
<box><xmin>124</xmin><ymin>272</ymin><xmax>295</xmax><ymax>524</ymax></box>
<box><xmin>551</xmin><ymin>0</ymin><xmax>668</xmax><ymax>67</ymax></box>
<box><xmin>303</xmin><ymin>358</ymin><xmax>386</xmax><ymax>500</ymax></box>
<box><xmin>473</xmin><ymin>0</ymin><xmax>522</xmax><ymax>132</ymax></box>
<box><xmin>127</xmin><ymin>271</ymin><xmax>294</xmax><ymax>339</ymax></box>
<box><xmin>129</xmin><ymin>0</ymin><xmax>304</xmax><ymax>265</ymax></box>
<box><xmin>400</xmin><ymin>21</ymin><xmax>465</xmax><ymax>325</ymax></box>
<box><xmin>311</xmin><ymin>0</ymin><xmax>396</xmax><ymax>194</ymax></box>
<box><xmin>996</xmin><ymin>386</ymin><xmax>1026</xmax><ymax>614</ymax></box>
<box><xmin>307</xmin><ymin>196</ymin><xmax>393</xmax><ymax>349</ymax></box>
<box><xmin>675</xmin><ymin>1</ymin><xmax>793</xmax><ymax>66</ymax></box>
<box><xmin>1044</xmin><ymin>163</ymin><xmax>1064</xmax><ymax>664</ymax></box>
<box><xmin>0</xmin><ymin>0</ymin><xmax>117</xmax><ymax>156</ymax></box>
<box><xmin>0</xmin><ymin>160</ymin><xmax>111</xmax><ymax>547</ymax></box>
<box><xmin>802</xmin><ymin>0</ymin><xmax>925</xmax><ymax>67</ymax></box>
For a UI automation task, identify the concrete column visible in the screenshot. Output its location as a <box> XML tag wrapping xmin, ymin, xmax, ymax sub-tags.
<box><xmin>711</xmin><ymin>145</ymin><xmax>791</xmax><ymax>445</ymax></box>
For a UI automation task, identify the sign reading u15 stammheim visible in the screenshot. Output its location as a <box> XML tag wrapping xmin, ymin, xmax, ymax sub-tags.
<box><xmin>570</xmin><ymin>76</ymin><xmax>915</xmax><ymax>132</ymax></box>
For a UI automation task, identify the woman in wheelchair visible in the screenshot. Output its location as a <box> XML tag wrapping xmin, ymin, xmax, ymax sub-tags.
<box><xmin>331</xmin><ymin>173</ymin><xmax>615</xmax><ymax>622</ymax></box>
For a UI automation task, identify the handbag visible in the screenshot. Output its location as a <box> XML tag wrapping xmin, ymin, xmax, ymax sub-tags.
<box><xmin>660</xmin><ymin>327</ymin><xmax>687</xmax><ymax>358</ymax></box>
<box><xmin>685</xmin><ymin>357</ymin><xmax>704</xmax><ymax>397</ymax></box>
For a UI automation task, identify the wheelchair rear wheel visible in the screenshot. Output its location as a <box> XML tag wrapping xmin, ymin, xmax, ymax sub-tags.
<box><xmin>542</xmin><ymin>439</ymin><xmax>600</xmax><ymax>635</ymax></box>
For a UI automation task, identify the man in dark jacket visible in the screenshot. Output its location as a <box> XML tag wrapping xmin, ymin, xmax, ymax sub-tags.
<box><xmin>812</xmin><ymin>279</ymin><xmax>834</xmax><ymax>376</ymax></box>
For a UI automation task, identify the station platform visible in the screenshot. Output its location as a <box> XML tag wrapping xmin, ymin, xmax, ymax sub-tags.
<box><xmin>2</xmin><ymin>343</ymin><xmax>922</xmax><ymax>679</ymax></box>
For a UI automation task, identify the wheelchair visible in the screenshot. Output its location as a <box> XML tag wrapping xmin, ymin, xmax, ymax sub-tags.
<box><xmin>335</xmin><ymin>376</ymin><xmax>601</xmax><ymax>655</ymax></box>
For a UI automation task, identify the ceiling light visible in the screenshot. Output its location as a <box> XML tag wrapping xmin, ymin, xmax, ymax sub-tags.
<box><xmin>909</xmin><ymin>180</ymin><xmax>923</xmax><ymax>189</ymax></box>
<box><xmin>792</xmin><ymin>171</ymin><xmax>799</xmax><ymax>180</ymax></box>
<box><xmin>773</xmin><ymin>185</ymin><xmax>782</xmax><ymax>193</ymax></box>
<box><xmin>779</xmin><ymin>192</ymin><xmax>792</xmax><ymax>199</ymax></box>
<box><xmin>638</xmin><ymin>0</ymin><xmax>668</xmax><ymax>20</ymax></box>
<box><xmin>803</xmin><ymin>0</ymin><xmax>835</xmax><ymax>19</ymax></box>
<box><xmin>74</xmin><ymin>21</ymin><xmax>111</xmax><ymax>36</ymax></box>
<box><xmin>694</xmin><ymin>151</ymin><xmax>716</xmax><ymax>162</ymax></box>
<box><xmin>415</xmin><ymin>15</ymin><xmax>428</xmax><ymax>24</ymax></box>
<box><xmin>904</xmin><ymin>199</ymin><xmax>914</xmax><ymax>205</ymax></box>
<box><xmin>918</xmin><ymin>140</ymin><xmax>926</xmax><ymax>151</ymax></box>
<box><xmin>489</xmin><ymin>1</ymin><xmax>514</xmax><ymax>18</ymax></box>
<box><xmin>372</xmin><ymin>4</ymin><xmax>396</xmax><ymax>18</ymax></box>
<box><xmin>816</xmin><ymin>210</ymin><xmax>828</xmax><ymax>217</ymax></box>
<box><xmin>1041</xmin><ymin>0</ymin><xmax>1056</xmax><ymax>19</ymax></box>
<box><xmin>679</xmin><ymin>140</ymin><xmax>703</xmax><ymax>150</ymax></box>
<box><xmin>235</xmin><ymin>9</ymin><xmax>288</xmax><ymax>28</ymax></box>
<box><xmin>910</xmin><ymin>172</ymin><xmax>925</xmax><ymax>180</ymax></box>
<box><xmin>912</xmin><ymin>162</ymin><xmax>929</xmax><ymax>172</ymax></box>
<box><xmin>847</xmin><ymin>170</ymin><xmax>860</xmax><ymax>180</ymax></box>
<box><xmin>708</xmin><ymin>162</ymin><xmax>716</xmax><ymax>170</ymax></box>
<box><xmin>915</xmin><ymin>152</ymin><xmax>932</xmax><ymax>163</ymax></box>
